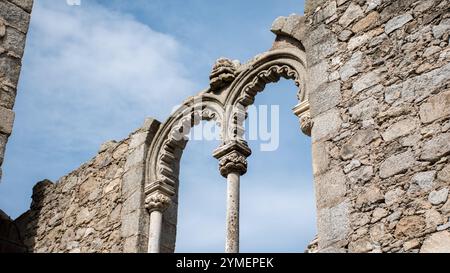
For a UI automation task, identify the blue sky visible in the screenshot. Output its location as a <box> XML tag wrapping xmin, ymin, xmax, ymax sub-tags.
<box><xmin>0</xmin><ymin>0</ymin><xmax>314</xmax><ymax>252</ymax></box>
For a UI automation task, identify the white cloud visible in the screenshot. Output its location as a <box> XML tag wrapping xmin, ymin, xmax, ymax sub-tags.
<box><xmin>19</xmin><ymin>1</ymin><xmax>196</xmax><ymax>152</ymax></box>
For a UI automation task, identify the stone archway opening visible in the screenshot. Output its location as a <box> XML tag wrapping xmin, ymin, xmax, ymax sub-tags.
<box><xmin>144</xmin><ymin>23</ymin><xmax>312</xmax><ymax>253</ymax></box>
<box><xmin>175</xmin><ymin>120</ymin><xmax>225</xmax><ymax>252</ymax></box>
<box><xmin>240</xmin><ymin>78</ymin><xmax>316</xmax><ymax>252</ymax></box>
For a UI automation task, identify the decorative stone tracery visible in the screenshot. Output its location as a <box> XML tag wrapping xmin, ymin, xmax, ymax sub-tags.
<box><xmin>144</xmin><ymin>26</ymin><xmax>309</xmax><ymax>253</ymax></box>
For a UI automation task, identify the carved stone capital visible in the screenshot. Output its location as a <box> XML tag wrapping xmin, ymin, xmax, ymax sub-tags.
<box><xmin>213</xmin><ymin>141</ymin><xmax>252</xmax><ymax>177</ymax></box>
<box><xmin>144</xmin><ymin>180</ymin><xmax>174</xmax><ymax>212</ymax></box>
<box><xmin>145</xmin><ymin>193</ymin><xmax>171</xmax><ymax>213</ymax></box>
<box><xmin>293</xmin><ymin>101</ymin><xmax>312</xmax><ymax>137</ymax></box>
<box><xmin>300</xmin><ymin>112</ymin><xmax>313</xmax><ymax>136</ymax></box>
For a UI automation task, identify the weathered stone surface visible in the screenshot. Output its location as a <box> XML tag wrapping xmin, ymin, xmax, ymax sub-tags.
<box><xmin>384</xmin><ymin>63</ymin><xmax>450</xmax><ymax>105</ymax></box>
<box><xmin>440</xmin><ymin>199</ymin><xmax>450</xmax><ymax>214</ymax></box>
<box><xmin>372</xmin><ymin>207</ymin><xmax>388</xmax><ymax>222</ymax></box>
<box><xmin>315</xmin><ymin>1</ymin><xmax>337</xmax><ymax>23</ymax></box>
<box><xmin>347</xmin><ymin>32</ymin><xmax>371</xmax><ymax>50</ymax></box>
<box><xmin>3</xmin><ymin>26</ymin><xmax>26</xmax><ymax>56</ymax></box>
<box><xmin>0</xmin><ymin>107</ymin><xmax>15</xmax><ymax>135</ymax></box>
<box><xmin>425</xmin><ymin>209</ymin><xmax>443</xmax><ymax>229</ymax></box>
<box><xmin>0</xmin><ymin>0</ymin><xmax>31</xmax><ymax>33</ymax></box>
<box><xmin>385</xmin><ymin>14</ymin><xmax>413</xmax><ymax>34</ymax></box>
<box><xmin>317</xmin><ymin>201</ymin><xmax>350</xmax><ymax>248</ymax></box>
<box><xmin>310</xmin><ymin>81</ymin><xmax>341</xmax><ymax>117</ymax></box>
<box><xmin>340</xmin><ymin>51</ymin><xmax>363</xmax><ymax>81</ymax></box>
<box><xmin>0</xmin><ymin>20</ymin><xmax>5</xmax><ymax>38</ymax></box>
<box><xmin>356</xmin><ymin>185</ymin><xmax>384</xmax><ymax>207</ymax></box>
<box><xmin>344</xmin><ymin>159</ymin><xmax>361</xmax><ymax>174</ymax></box>
<box><xmin>432</xmin><ymin>19</ymin><xmax>450</xmax><ymax>39</ymax></box>
<box><xmin>338</xmin><ymin>29</ymin><xmax>353</xmax><ymax>41</ymax></box>
<box><xmin>348</xmin><ymin>237</ymin><xmax>373</xmax><ymax>253</ymax></box>
<box><xmin>312</xmin><ymin>141</ymin><xmax>330</xmax><ymax>176</ymax></box>
<box><xmin>352</xmin><ymin>11</ymin><xmax>379</xmax><ymax>33</ymax></box>
<box><xmin>421</xmin><ymin>133</ymin><xmax>450</xmax><ymax>162</ymax></box>
<box><xmin>271</xmin><ymin>16</ymin><xmax>286</xmax><ymax>34</ymax></box>
<box><xmin>420</xmin><ymin>231</ymin><xmax>450</xmax><ymax>253</ymax></box>
<box><xmin>308</xmin><ymin>34</ymin><xmax>338</xmax><ymax>65</ymax></box>
<box><xmin>379</xmin><ymin>151</ymin><xmax>415</xmax><ymax>178</ymax></box>
<box><xmin>366</xmin><ymin>0</ymin><xmax>381</xmax><ymax>12</ymax></box>
<box><xmin>312</xmin><ymin>109</ymin><xmax>342</xmax><ymax>142</ymax></box>
<box><xmin>419</xmin><ymin>91</ymin><xmax>450</xmax><ymax>124</ymax></box>
<box><xmin>412</xmin><ymin>171</ymin><xmax>436</xmax><ymax>191</ymax></box>
<box><xmin>308</xmin><ymin>24</ymin><xmax>332</xmax><ymax>46</ymax></box>
<box><xmin>403</xmin><ymin>239</ymin><xmax>420</xmax><ymax>251</ymax></box>
<box><xmin>0</xmin><ymin>134</ymin><xmax>6</xmax><ymax>164</ymax></box>
<box><xmin>385</xmin><ymin>188</ymin><xmax>405</xmax><ymax>206</ymax></box>
<box><xmin>8</xmin><ymin>0</ymin><xmax>34</xmax><ymax>13</ymax></box>
<box><xmin>282</xmin><ymin>15</ymin><xmax>303</xmax><ymax>37</ymax></box>
<box><xmin>381</xmin><ymin>118</ymin><xmax>418</xmax><ymax>142</ymax></box>
<box><xmin>339</xmin><ymin>3</ymin><xmax>364</xmax><ymax>27</ymax></box>
<box><xmin>316</xmin><ymin>167</ymin><xmax>348</xmax><ymax>209</ymax></box>
<box><xmin>308</xmin><ymin>61</ymin><xmax>329</xmax><ymax>93</ymax></box>
<box><xmin>413</xmin><ymin>0</ymin><xmax>434</xmax><ymax>13</ymax></box>
<box><xmin>348</xmin><ymin>166</ymin><xmax>374</xmax><ymax>183</ymax></box>
<box><xmin>0</xmin><ymin>0</ymin><xmax>33</xmax><ymax>184</ymax></box>
<box><xmin>428</xmin><ymin>188</ymin><xmax>449</xmax><ymax>205</ymax></box>
<box><xmin>349</xmin><ymin>97</ymin><xmax>379</xmax><ymax>121</ymax></box>
<box><xmin>423</xmin><ymin>46</ymin><xmax>441</xmax><ymax>58</ymax></box>
<box><xmin>352</xmin><ymin>70</ymin><xmax>382</xmax><ymax>93</ymax></box>
<box><xmin>438</xmin><ymin>164</ymin><xmax>450</xmax><ymax>182</ymax></box>
<box><xmin>394</xmin><ymin>215</ymin><xmax>425</xmax><ymax>238</ymax></box>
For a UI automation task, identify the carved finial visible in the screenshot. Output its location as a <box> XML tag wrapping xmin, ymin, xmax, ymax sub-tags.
<box><xmin>210</xmin><ymin>58</ymin><xmax>237</xmax><ymax>90</ymax></box>
<box><xmin>213</xmin><ymin>140</ymin><xmax>252</xmax><ymax>177</ymax></box>
<box><xmin>145</xmin><ymin>193</ymin><xmax>171</xmax><ymax>212</ymax></box>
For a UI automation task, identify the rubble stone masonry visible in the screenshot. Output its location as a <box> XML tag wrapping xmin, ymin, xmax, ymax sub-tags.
<box><xmin>15</xmin><ymin>119</ymin><xmax>160</xmax><ymax>253</ymax></box>
<box><xmin>305</xmin><ymin>0</ymin><xmax>450</xmax><ymax>252</ymax></box>
<box><xmin>0</xmin><ymin>0</ymin><xmax>33</xmax><ymax>180</ymax></box>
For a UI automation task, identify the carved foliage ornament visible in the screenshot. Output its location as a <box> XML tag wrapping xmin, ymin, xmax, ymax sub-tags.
<box><xmin>300</xmin><ymin>112</ymin><xmax>313</xmax><ymax>136</ymax></box>
<box><xmin>218</xmin><ymin>151</ymin><xmax>248</xmax><ymax>177</ymax></box>
<box><xmin>145</xmin><ymin>193</ymin><xmax>172</xmax><ymax>212</ymax></box>
<box><xmin>210</xmin><ymin>58</ymin><xmax>237</xmax><ymax>90</ymax></box>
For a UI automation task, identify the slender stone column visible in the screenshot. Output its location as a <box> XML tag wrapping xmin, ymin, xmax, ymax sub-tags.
<box><xmin>213</xmin><ymin>141</ymin><xmax>251</xmax><ymax>253</ymax></box>
<box><xmin>148</xmin><ymin>210</ymin><xmax>164</xmax><ymax>253</ymax></box>
<box><xmin>225</xmin><ymin>171</ymin><xmax>240</xmax><ymax>252</ymax></box>
<box><xmin>145</xmin><ymin>191</ymin><xmax>171</xmax><ymax>253</ymax></box>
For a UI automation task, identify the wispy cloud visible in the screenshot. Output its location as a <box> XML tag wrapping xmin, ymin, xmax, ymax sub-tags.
<box><xmin>1</xmin><ymin>0</ymin><xmax>197</xmax><ymax>217</ymax></box>
<box><xmin>20</xmin><ymin>1</ymin><xmax>196</xmax><ymax>151</ymax></box>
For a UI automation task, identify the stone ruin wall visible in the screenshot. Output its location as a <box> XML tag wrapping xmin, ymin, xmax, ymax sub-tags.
<box><xmin>305</xmin><ymin>0</ymin><xmax>450</xmax><ymax>252</ymax></box>
<box><xmin>1</xmin><ymin>0</ymin><xmax>450</xmax><ymax>253</ymax></box>
<box><xmin>14</xmin><ymin>118</ymin><xmax>160</xmax><ymax>253</ymax></box>
<box><xmin>0</xmin><ymin>0</ymin><xmax>33</xmax><ymax>180</ymax></box>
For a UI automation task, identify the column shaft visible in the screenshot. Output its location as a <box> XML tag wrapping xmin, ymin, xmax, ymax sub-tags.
<box><xmin>226</xmin><ymin>172</ymin><xmax>240</xmax><ymax>253</ymax></box>
<box><xmin>148</xmin><ymin>210</ymin><xmax>164</xmax><ymax>253</ymax></box>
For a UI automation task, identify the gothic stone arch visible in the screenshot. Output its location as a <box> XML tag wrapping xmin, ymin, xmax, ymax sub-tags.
<box><xmin>144</xmin><ymin>15</ymin><xmax>310</xmax><ymax>253</ymax></box>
